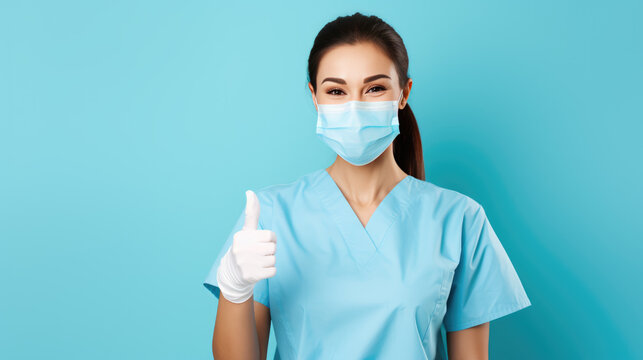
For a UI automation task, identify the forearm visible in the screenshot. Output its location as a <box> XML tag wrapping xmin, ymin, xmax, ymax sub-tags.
<box><xmin>212</xmin><ymin>294</ymin><xmax>260</xmax><ymax>360</ymax></box>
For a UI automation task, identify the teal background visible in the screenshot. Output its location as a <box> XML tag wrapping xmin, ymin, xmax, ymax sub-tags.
<box><xmin>1</xmin><ymin>1</ymin><xmax>641</xmax><ymax>359</ymax></box>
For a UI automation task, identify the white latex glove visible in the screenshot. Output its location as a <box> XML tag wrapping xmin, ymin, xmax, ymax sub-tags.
<box><xmin>216</xmin><ymin>190</ymin><xmax>277</xmax><ymax>303</ymax></box>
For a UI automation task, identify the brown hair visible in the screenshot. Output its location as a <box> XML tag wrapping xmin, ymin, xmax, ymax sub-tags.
<box><xmin>307</xmin><ymin>12</ymin><xmax>425</xmax><ymax>180</ymax></box>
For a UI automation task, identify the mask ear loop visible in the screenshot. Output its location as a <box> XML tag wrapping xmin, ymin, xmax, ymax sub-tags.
<box><xmin>397</xmin><ymin>89</ymin><xmax>404</xmax><ymax>107</ymax></box>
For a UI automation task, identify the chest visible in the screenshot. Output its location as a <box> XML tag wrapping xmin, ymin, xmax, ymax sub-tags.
<box><xmin>269</xmin><ymin>209</ymin><xmax>458</xmax><ymax>315</ymax></box>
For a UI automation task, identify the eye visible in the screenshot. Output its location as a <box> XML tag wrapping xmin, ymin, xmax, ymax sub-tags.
<box><xmin>327</xmin><ymin>88</ymin><xmax>345</xmax><ymax>96</ymax></box>
<box><xmin>367</xmin><ymin>85</ymin><xmax>386</xmax><ymax>93</ymax></box>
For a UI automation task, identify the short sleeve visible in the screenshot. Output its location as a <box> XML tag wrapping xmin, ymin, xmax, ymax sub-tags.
<box><xmin>443</xmin><ymin>202</ymin><xmax>531</xmax><ymax>332</ymax></box>
<box><xmin>202</xmin><ymin>194</ymin><xmax>271</xmax><ymax>308</ymax></box>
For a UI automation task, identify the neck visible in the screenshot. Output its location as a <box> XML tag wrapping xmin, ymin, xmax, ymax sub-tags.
<box><xmin>325</xmin><ymin>146</ymin><xmax>408</xmax><ymax>205</ymax></box>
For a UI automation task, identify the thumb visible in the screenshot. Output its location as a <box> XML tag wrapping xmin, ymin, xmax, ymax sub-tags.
<box><xmin>242</xmin><ymin>190</ymin><xmax>260</xmax><ymax>230</ymax></box>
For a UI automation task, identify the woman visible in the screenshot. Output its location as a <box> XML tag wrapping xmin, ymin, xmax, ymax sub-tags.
<box><xmin>204</xmin><ymin>12</ymin><xmax>531</xmax><ymax>360</ymax></box>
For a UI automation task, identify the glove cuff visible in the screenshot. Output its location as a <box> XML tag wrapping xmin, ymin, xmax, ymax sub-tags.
<box><xmin>216</xmin><ymin>246</ymin><xmax>254</xmax><ymax>303</ymax></box>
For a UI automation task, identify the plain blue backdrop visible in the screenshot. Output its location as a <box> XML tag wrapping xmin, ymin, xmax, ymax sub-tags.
<box><xmin>1</xmin><ymin>1</ymin><xmax>641</xmax><ymax>359</ymax></box>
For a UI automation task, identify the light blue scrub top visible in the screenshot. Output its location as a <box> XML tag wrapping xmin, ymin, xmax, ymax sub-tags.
<box><xmin>204</xmin><ymin>168</ymin><xmax>531</xmax><ymax>359</ymax></box>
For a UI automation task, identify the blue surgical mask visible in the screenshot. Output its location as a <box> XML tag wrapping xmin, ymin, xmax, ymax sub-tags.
<box><xmin>314</xmin><ymin>90</ymin><xmax>404</xmax><ymax>166</ymax></box>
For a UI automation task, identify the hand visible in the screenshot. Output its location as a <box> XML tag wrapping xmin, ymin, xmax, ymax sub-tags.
<box><xmin>216</xmin><ymin>190</ymin><xmax>277</xmax><ymax>303</ymax></box>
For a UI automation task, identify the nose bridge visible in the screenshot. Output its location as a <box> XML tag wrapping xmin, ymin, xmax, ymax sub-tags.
<box><xmin>347</xmin><ymin>90</ymin><xmax>362</xmax><ymax>102</ymax></box>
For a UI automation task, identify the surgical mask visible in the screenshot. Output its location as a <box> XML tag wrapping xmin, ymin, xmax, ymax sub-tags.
<box><xmin>314</xmin><ymin>90</ymin><xmax>404</xmax><ymax>166</ymax></box>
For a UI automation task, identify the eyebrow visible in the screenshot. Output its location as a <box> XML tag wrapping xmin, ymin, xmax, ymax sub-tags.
<box><xmin>321</xmin><ymin>74</ymin><xmax>391</xmax><ymax>85</ymax></box>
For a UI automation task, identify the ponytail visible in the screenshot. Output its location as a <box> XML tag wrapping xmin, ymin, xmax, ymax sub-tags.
<box><xmin>394</xmin><ymin>104</ymin><xmax>425</xmax><ymax>180</ymax></box>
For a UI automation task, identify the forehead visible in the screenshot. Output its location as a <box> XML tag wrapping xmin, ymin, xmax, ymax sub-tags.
<box><xmin>317</xmin><ymin>42</ymin><xmax>397</xmax><ymax>85</ymax></box>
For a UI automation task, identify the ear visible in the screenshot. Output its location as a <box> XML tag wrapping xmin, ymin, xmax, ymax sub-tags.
<box><xmin>400</xmin><ymin>78</ymin><xmax>413</xmax><ymax>110</ymax></box>
<box><xmin>308</xmin><ymin>82</ymin><xmax>318</xmax><ymax>111</ymax></box>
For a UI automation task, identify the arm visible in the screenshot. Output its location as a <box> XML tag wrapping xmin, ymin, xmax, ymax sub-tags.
<box><xmin>443</xmin><ymin>202</ymin><xmax>531</xmax><ymax>358</ymax></box>
<box><xmin>254</xmin><ymin>301</ymin><xmax>271</xmax><ymax>360</ymax></box>
<box><xmin>211</xmin><ymin>297</ymin><xmax>271</xmax><ymax>360</ymax></box>
<box><xmin>446</xmin><ymin>322</ymin><xmax>489</xmax><ymax>360</ymax></box>
<box><xmin>210</xmin><ymin>190</ymin><xmax>276</xmax><ymax>359</ymax></box>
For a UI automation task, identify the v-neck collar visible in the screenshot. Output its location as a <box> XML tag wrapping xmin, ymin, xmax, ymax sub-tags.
<box><xmin>311</xmin><ymin>168</ymin><xmax>414</xmax><ymax>267</ymax></box>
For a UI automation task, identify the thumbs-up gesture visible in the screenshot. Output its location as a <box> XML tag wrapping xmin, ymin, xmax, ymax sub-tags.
<box><xmin>216</xmin><ymin>190</ymin><xmax>277</xmax><ymax>303</ymax></box>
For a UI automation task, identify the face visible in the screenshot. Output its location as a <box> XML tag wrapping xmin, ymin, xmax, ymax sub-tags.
<box><xmin>309</xmin><ymin>41</ymin><xmax>412</xmax><ymax>110</ymax></box>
